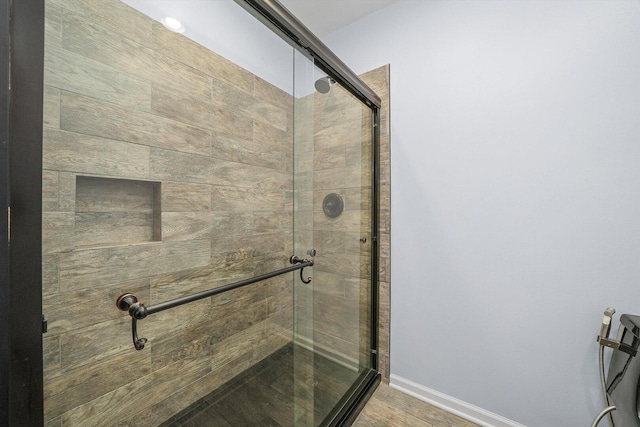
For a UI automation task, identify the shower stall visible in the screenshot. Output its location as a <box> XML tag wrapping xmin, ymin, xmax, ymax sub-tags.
<box><xmin>1</xmin><ymin>0</ymin><xmax>385</xmax><ymax>426</ymax></box>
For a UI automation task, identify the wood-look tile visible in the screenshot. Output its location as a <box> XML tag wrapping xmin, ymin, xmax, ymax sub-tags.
<box><xmin>311</xmin><ymin>271</ymin><xmax>350</xmax><ymax>297</ymax></box>
<box><xmin>75</xmin><ymin>214</ymin><xmax>157</xmax><ymax>246</ymax></box>
<box><xmin>57</xmin><ymin>172</ymin><xmax>76</xmax><ymax>212</ymax></box>
<box><xmin>146</xmin><ymin>300</ymin><xmax>216</xmax><ymax>370</ymax></box>
<box><xmin>265</xmin><ymin>277</ymin><xmax>292</xmax><ymax>316</ymax></box>
<box><xmin>254</xmin><ymin>120</ymin><xmax>291</xmax><ymax>152</ymax></box>
<box><xmin>293</xmin><ymin>190</ymin><xmax>313</xmax><ymax>213</ymax></box>
<box><xmin>43</xmin><ymin>278</ymin><xmax>149</xmax><ymax>336</ymax></box>
<box><xmin>45</xmin><ymin>45</ymin><xmax>151</xmax><ymax>111</ymax></box>
<box><xmin>212</xmin><ymin>159</ymin><xmax>292</xmax><ymax>191</ymax></box>
<box><xmin>58</xmin><ymin>240</ymin><xmax>211</xmax><ymax>292</ymax></box>
<box><xmin>42</xmin><ymin>170</ymin><xmax>59</xmax><ymax>212</ymax></box>
<box><xmin>380</xmin><ymin>255</ymin><xmax>390</xmax><ymax>284</ymax></box>
<box><xmin>43</xmin><ymin>128</ymin><xmax>150</xmax><ymax>179</ymax></box>
<box><xmin>380</xmin><ymin>208</ymin><xmax>390</xmax><ymax>234</ymax></box>
<box><xmin>346</xmin><ymin>142</ymin><xmax>369</xmax><ymax>169</ymax></box>
<box><xmin>61</xmin><ymin>13</ymin><xmax>212</xmax><ymax>103</ymax></box>
<box><xmin>58</xmin><ymin>316</ymin><xmax>138</xmax><ymax>372</ymax></box>
<box><xmin>212</xmin><ymin>105</ymin><xmax>253</xmax><ymax>140</ymax></box>
<box><xmin>314</xmin><ymin>101</ymin><xmax>364</xmax><ymax>135</ymax></box>
<box><xmin>211</xmin><ymin>185</ymin><xmax>285</xmax><ymax>212</ymax></box>
<box><xmin>251</xmin><ymin>101</ymin><xmax>289</xmax><ymax>132</ymax></box>
<box><xmin>210</xmin><ymin>211</ymin><xmax>254</xmax><ymax>239</ymax></box>
<box><xmin>43</xmin><ymin>335</ymin><xmax>61</xmax><ymax>380</ymax></box>
<box><xmin>313</xmin><ymin>145</ymin><xmax>347</xmax><ymax>172</ymax></box>
<box><xmin>211</xmin><ymin>231</ymin><xmax>285</xmax><ymax>259</ymax></box>
<box><xmin>161</xmin><ymin>181</ymin><xmax>211</xmax><ymax>212</ymax></box>
<box><xmin>44</xmin><ymin>2</ymin><xmax>62</xmax><ymax>47</ymax></box>
<box><xmin>380</xmin><ymin>159</ymin><xmax>391</xmax><ymax>186</ymax></box>
<box><xmin>209</xmin><ymin>322</ymin><xmax>264</xmax><ymax>371</ymax></box>
<box><xmin>313</xmin><ymin>210</ymin><xmax>369</xmax><ymax>233</ymax></box>
<box><xmin>254</xmin><ymin>75</ymin><xmax>292</xmax><ymax>110</ymax></box>
<box><xmin>45</xmin><ymin>350</ymin><xmax>152</xmax><ymax>419</ymax></box>
<box><xmin>60</xmin><ymin>355</ymin><xmax>212</xmax><ymax>427</ymax></box>
<box><xmin>360</xmin><ymin>66</ymin><xmax>390</xmax><ymax>98</ymax></box>
<box><xmin>44</xmin><ymin>416</ymin><xmax>62</xmax><ymax>427</ymax></box>
<box><xmin>150</xmin><ymin>148</ymin><xmax>220</xmax><ymax>185</ymax></box>
<box><xmin>315</xmin><ymin>166</ymin><xmax>368</xmax><ymax>193</ymax></box>
<box><xmin>313</xmin><ymin>292</ymin><xmax>359</xmax><ymax>343</ymax></box>
<box><xmin>211</xmin><ymin>76</ymin><xmax>254</xmax><ymax>117</ymax></box>
<box><xmin>51</xmin><ymin>0</ymin><xmax>153</xmax><ymax>47</ymax></box>
<box><xmin>295</xmin><ymin>154</ymin><xmax>313</xmax><ymax>174</ymax></box>
<box><xmin>147</xmin><ymin>363</ymin><xmax>245</xmax><ymax>427</ymax></box>
<box><xmin>42</xmin><ymin>212</ymin><xmax>74</xmax><ymax>254</ymax></box>
<box><xmin>162</xmin><ymin>212</ymin><xmax>213</xmax><ymax>242</ymax></box>
<box><xmin>151</xmin><ymin>84</ymin><xmax>216</xmax><ymax>131</ymax></box>
<box><xmin>61</xmin><ymin>92</ymin><xmax>210</xmax><ymax>156</ymax></box>
<box><xmin>151</xmin><ymin>21</ymin><xmax>254</xmax><ymax>93</ymax></box>
<box><xmin>42</xmin><ymin>254</ymin><xmax>60</xmax><ymax>295</ymax></box>
<box><xmin>314</xmin><ymin>230</ymin><xmax>345</xmax><ymax>254</ymax></box>
<box><xmin>144</xmin><ymin>379</ymin><xmax>223</xmax><ymax>427</ymax></box>
<box><xmin>252</xmin><ymin>211</ymin><xmax>288</xmax><ymax>234</ymax></box>
<box><xmin>43</xmin><ymin>85</ymin><xmax>60</xmax><ymax>129</ymax></box>
<box><xmin>314</xmin><ymin>120</ymin><xmax>363</xmax><ymax>152</ymax></box>
<box><xmin>211</xmin><ymin>132</ymin><xmax>288</xmax><ymax>171</ymax></box>
<box><xmin>75</xmin><ymin>176</ymin><xmax>155</xmax><ymax>212</ymax></box>
<box><xmin>149</xmin><ymin>258</ymin><xmax>258</xmax><ymax>306</ymax></box>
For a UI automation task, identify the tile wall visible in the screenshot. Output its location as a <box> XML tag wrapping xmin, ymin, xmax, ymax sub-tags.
<box><xmin>42</xmin><ymin>0</ymin><xmax>294</xmax><ymax>425</ymax></box>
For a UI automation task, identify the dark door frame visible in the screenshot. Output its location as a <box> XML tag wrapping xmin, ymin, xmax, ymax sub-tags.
<box><xmin>0</xmin><ymin>0</ymin><xmax>45</xmax><ymax>425</ymax></box>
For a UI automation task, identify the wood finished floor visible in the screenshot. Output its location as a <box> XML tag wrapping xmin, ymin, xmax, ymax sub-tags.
<box><xmin>354</xmin><ymin>383</ymin><xmax>479</xmax><ymax>427</ymax></box>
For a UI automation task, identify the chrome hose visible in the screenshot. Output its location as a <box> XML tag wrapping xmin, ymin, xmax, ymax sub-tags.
<box><xmin>591</xmin><ymin>406</ymin><xmax>616</xmax><ymax>427</ymax></box>
<box><xmin>599</xmin><ymin>344</ymin><xmax>614</xmax><ymax>426</ymax></box>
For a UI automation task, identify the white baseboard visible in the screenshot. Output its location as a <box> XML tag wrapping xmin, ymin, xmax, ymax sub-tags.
<box><xmin>389</xmin><ymin>375</ymin><xmax>527</xmax><ymax>427</ymax></box>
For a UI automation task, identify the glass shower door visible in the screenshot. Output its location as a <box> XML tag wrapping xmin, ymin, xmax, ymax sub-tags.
<box><xmin>39</xmin><ymin>0</ymin><xmax>377</xmax><ymax>425</ymax></box>
<box><xmin>41</xmin><ymin>0</ymin><xmax>301</xmax><ymax>425</ymax></box>
<box><xmin>292</xmin><ymin>52</ymin><xmax>374</xmax><ymax>425</ymax></box>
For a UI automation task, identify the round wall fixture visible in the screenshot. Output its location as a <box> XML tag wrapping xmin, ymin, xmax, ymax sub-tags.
<box><xmin>322</xmin><ymin>193</ymin><xmax>344</xmax><ymax>218</ymax></box>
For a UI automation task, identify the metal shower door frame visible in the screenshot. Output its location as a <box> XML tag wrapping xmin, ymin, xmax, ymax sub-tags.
<box><xmin>1</xmin><ymin>0</ymin><xmax>46</xmax><ymax>425</ymax></box>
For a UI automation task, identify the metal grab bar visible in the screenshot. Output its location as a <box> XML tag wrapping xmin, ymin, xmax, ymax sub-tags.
<box><xmin>116</xmin><ymin>257</ymin><xmax>313</xmax><ymax>350</ymax></box>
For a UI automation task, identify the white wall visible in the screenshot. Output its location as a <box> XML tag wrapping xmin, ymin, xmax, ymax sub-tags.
<box><xmin>325</xmin><ymin>1</ymin><xmax>640</xmax><ymax>426</ymax></box>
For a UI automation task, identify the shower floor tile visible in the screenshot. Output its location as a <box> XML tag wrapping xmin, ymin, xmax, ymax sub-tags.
<box><xmin>160</xmin><ymin>344</ymin><xmax>358</xmax><ymax>427</ymax></box>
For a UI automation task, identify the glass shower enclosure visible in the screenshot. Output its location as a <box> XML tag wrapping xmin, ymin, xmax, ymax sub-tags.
<box><xmin>5</xmin><ymin>0</ymin><xmax>380</xmax><ymax>425</ymax></box>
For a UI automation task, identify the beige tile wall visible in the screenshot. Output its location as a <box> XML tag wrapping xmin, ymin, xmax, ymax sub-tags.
<box><xmin>42</xmin><ymin>0</ymin><xmax>294</xmax><ymax>425</ymax></box>
<box><xmin>361</xmin><ymin>66</ymin><xmax>391</xmax><ymax>382</ymax></box>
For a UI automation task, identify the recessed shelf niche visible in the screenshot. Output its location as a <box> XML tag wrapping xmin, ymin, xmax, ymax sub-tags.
<box><xmin>75</xmin><ymin>176</ymin><xmax>161</xmax><ymax>248</ymax></box>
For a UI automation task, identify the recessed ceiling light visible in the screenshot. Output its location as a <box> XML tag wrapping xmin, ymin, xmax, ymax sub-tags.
<box><xmin>161</xmin><ymin>17</ymin><xmax>185</xmax><ymax>33</ymax></box>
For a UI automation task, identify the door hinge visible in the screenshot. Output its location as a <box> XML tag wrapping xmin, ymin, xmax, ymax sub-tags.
<box><xmin>42</xmin><ymin>316</ymin><xmax>48</xmax><ymax>334</ymax></box>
